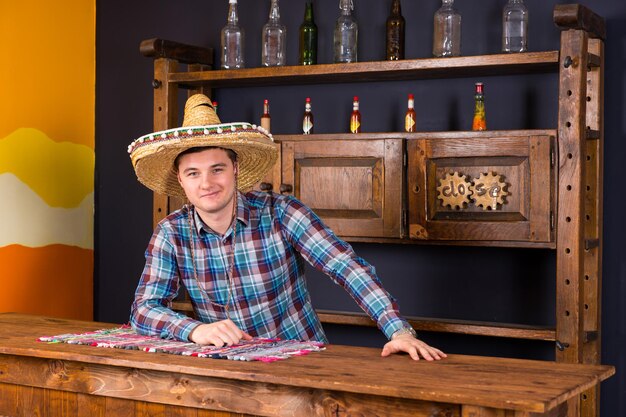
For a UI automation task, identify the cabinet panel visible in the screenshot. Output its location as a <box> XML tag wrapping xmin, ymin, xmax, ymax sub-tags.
<box><xmin>407</xmin><ymin>134</ymin><xmax>554</xmax><ymax>242</ymax></box>
<box><xmin>281</xmin><ymin>139</ymin><xmax>403</xmax><ymax>238</ymax></box>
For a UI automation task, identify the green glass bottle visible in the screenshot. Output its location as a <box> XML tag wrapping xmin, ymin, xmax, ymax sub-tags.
<box><xmin>299</xmin><ymin>0</ymin><xmax>318</xmax><ymax>65</ymax></box>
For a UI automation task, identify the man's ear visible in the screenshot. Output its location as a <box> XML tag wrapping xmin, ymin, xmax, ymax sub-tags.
<box><xmin>233</xmin><ymin>161</ymin><xmax>239</xmax><ymax>176</ymax></box>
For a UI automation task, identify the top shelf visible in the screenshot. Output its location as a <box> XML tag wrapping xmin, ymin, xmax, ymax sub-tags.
<box><xmin>169</xmin><ymin>51</ymin><xmax>560</xmax><ymax>89</ymax></box>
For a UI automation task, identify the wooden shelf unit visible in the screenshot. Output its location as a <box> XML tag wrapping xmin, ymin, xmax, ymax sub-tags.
<box><xmin>141</xmin><ymin>4</ymin><xmax>605</xmax><ymax>417</ymax></box>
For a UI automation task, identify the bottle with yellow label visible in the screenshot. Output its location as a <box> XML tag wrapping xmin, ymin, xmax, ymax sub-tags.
<box><xmin>405</xmin><ymin>94</ymin><xmax>416</xmax><ymax>132</ymax></box>
<box><xmin>350</xmin><ymin>96</ymin><xmax>361</xmax><ymax>133</ymax></box>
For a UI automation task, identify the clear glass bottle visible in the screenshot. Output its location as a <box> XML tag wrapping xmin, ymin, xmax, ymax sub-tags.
<box><xmin>299</xmin><ymin>0</ymin><xmax>318</xmax><ymax>65</ymax></box>
<box><xmin>432</xmin><ymin>0</ymin><xmax>461</xmax><ymax>57</ymax></box>
<box><xmin>350</xmin><ymin>96</ymin><xmax>361</xmax><ymax>133</ymax></box>
<box><xmin>333</xmin><ymin>0</ymin><xmax>358</xmax><ymax>63</ymax></box>
<box><xmin>303</xmin><ymin>97</ymin><xmax>314</xmax><ymax>134</ymax></box>
<box><xmin>502</xmin><ymin>0</ymin><xmax>528</xmax><ymax>53</ymax></box>
<box><xmin>220</xmin><ymin>0</ymin><xmax>245</xmax><ymax>69</ymax></box>
<box><xmin>386</xmin><ymin>0</ymin><xmax>405</xmax><ymax>61</ymax></box>
<box><xmin>261</xmin><ymin>99</ymin><xmax>271</xmax><ymax>133</ymax></box>
<box><xmin>405</xmin><ymin>94</ymin><xmax>416</xmax><ymax>132</ymax></box>
<box><xmin>261</xmin><ymin>0</ymin><xmax>286</xmax><ymax>67</ymax></box>
<box><xmin>472</xmin><ymin>82</ymin><xmax>487</xmax><ymax>131</ymax></box>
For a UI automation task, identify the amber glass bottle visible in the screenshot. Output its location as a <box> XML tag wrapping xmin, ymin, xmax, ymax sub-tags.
<box><xmin>350</xmin><ymin>96</ymin><xmax>361</xmax><ymax>133</ymax></box>
<box><xmin>386</xmin><ymin>0</ymin><xmax>405</xmax><ymax>60</ymax></box>
<box><xmin>472</xmin><ymin>82</ymin><xmax>487</xmax><ymax>131</ymax></box>
<box><xmin>303</xmin><ymin>97</ymin><xmax>314</xmax><ymax>134</ymax></box>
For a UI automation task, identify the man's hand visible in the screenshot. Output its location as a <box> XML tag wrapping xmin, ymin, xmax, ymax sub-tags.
<box><xmin>381</xmin><ymin>333</ymin><xmax>447</xmax><ymax>361</ymax></box>
<box><xmin>188</xmin><ymin>319</ymin><xmax>253</xmax><ymax>346</ymax></box>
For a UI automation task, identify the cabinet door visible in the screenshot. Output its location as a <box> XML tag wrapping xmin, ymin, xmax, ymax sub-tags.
<box><xmin>407</xmin><ymin>134</ymin><xmax>554</xmax><ymax>243</ymax></box>
<box><xmin>281</xmin><ymin>139</ymin><xmax>403</xmax><ymax>238</ymax></box>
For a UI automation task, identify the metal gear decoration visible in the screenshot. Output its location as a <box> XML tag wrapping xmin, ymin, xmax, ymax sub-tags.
<box><xmin>436</xmin><ymin>171</ymin><xmax>473</xmax><ymax>210</ymax></box>
<box><xmin>472</xmin><ymin>172</ymin><xmax>509</xmax><ymax>210</ymax></box>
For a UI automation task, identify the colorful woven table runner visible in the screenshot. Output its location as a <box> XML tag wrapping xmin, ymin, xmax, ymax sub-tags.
<box><xmin>37</xmin><ymin>325</ymin><xmax>325</xmax><ymax>362</ymax></box>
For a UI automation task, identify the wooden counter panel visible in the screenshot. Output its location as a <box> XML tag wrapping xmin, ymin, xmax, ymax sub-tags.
<box><xmin>0</xmin><ymin>314</ymin><xmax>614</xmax><ymax>416</ymax></box>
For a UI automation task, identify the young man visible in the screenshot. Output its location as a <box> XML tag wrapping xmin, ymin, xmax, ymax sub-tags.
<box><xmin>128</xmin><ymin>94</ymin><xmax>445</xmax><ymax>361</ymax></box>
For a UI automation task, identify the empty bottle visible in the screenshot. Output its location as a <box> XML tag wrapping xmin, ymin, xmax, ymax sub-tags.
<box><xmin>433</xmin><ymin>0</ymin><xmax>461</xmax><ymax>57</ymax></box>
<box><xmin>502</xmin><ymin>0</ymin><xmax>528</xmax><ymax>53</ymax></box>
<box><xmin>220</xmin><ymin>0</ymin><xmax>245</xmax><ymax>69</ymax></box>
<box><xmin>386</xmin><ymin>0</ymin><xmax>405</xmax><ymax>61</ymax></box>
<box><xmin>299</xmin><ymin>0</ymin><xmax>318</xmax><ymax>65</ymax></box>
<box><xmin>334</xmin><ymin>0</ymin><xmax>358</xmax><ymax>63</ymax></box>
<box><xmin>262</xmin><ymin>0</ymin><xmax>286</xmax><ymax>67</ymax></box>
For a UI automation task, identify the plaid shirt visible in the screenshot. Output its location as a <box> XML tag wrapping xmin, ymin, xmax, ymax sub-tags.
<box><xmin>130</xmin><ymin>191</ymin><xmax>410</xmax><ymax>343</ymax></box>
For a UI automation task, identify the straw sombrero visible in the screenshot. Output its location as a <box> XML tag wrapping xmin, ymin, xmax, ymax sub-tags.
<box><xmin>128</xmin><ymin>94</ymin><xmax>278</xmax><ymax>197</ymax></box>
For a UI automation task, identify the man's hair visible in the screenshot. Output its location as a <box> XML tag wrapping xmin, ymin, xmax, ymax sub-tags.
<box><xmin>174</xmin><ymin>146</ymin><xmax>238</xmax><ymax>170</ymax></box>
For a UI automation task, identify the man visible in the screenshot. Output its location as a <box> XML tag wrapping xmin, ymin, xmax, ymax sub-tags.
<box><xmin>128</xmin><ymin>94</ymin><xmax>445</xmax><ymax>361</ymax></box>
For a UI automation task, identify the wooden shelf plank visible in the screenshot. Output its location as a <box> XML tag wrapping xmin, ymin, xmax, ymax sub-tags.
<box><xmin>274</xmin><ymin>129</ymin><xmax>557</xmax><ymax>142</ymax></box>
<box><xmin>317</xmin><ymin>310</ymin><xmax>557</xmax><ymax>341</ymax></box>
<box><xmin>169</xmin><ymin>51</ymin><xmax>560</xmax><ymax>88</ymax></box>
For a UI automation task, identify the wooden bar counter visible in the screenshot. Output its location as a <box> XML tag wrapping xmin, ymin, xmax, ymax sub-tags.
<box><xmin>0</xmin><ymin>313</ymin><xmax>614</xmax><ymax>417</ymax></box>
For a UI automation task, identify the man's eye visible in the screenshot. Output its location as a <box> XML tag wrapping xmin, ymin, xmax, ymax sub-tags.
<box><xmin>187</xmin><ymin>171</ymin><xmax>199</xmax><ymax>177</ymax></box>
<box><xmin>212</xmin><ymin>168</ymin><xmax>223</xmax><ymax>174</ymax></box>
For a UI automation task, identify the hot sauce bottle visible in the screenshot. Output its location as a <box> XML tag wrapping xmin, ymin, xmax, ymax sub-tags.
<box><xmin>303</xmin><ymin>97</ymin><xmax>314</xmax><ymax>134</ymax></box>
<box><xmin>405</xmin><ymin>93</ymin><xmax>416</xmax><ymax>132</ymax></box>
<box><xmin>350</xmin><ymin>96</ymin><xmax>361</xmax><ymax>133</ymax></box>
<box><xmin>261</xmin><ymin>99</ymin><xmax>271</xmax><ymax>133</ymax></box>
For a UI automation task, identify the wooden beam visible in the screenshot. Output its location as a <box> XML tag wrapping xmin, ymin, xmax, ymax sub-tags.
<box><xmin>553</xmin><ymin>5</ymin><xmax>606</xmax><ymax>40</ymax></box>
<box><xmin>140</xmin><ymin>38</ymin><xmax>213</xmax><ymax>66</ymax></box>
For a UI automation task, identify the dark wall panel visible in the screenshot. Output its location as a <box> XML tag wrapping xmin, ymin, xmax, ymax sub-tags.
<box><xmin>96</xmin><ymin>1</ymin><xmax>625</xmax><ymax>414</ymax></box>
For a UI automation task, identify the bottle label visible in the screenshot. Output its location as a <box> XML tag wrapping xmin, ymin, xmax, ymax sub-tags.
<box><xmin>405</xmin><ymin>115</ymin><xmax>416</xmax><ymax>132</ymax></box>
<box><xmin>303</xmin><ymin>118</ymin><xmax>313</xmax><ymax>134</ymax></box>
<box><xmin>350</xmin><ymin>118</ymin><xmax>360</xmax><ymax>133</ymax></box>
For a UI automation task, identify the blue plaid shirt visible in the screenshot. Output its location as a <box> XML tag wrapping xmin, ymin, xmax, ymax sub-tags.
<box><xmin>130</xmin><ymin>191</ymin><xmax>410</xmax><ymax>343</ymax></box>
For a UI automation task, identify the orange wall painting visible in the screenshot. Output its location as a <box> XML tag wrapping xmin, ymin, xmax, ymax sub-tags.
<box><xmin>0</xmin><ymin>2</ymin><xmax>95</xmax><ymax>320</ymax></box>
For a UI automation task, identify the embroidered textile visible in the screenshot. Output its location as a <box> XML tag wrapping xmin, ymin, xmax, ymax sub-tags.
<box><xmin>38</xmin><ymin>325</ymin><xmax>325</xmax><ymax>362</ymax></box>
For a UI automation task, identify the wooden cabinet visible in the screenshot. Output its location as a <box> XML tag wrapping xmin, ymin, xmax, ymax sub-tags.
<box><xmin>407</xmin><ymin>131</ymin><xmax>555</xmax><ymax>244</ymax></box>
<box><xmin>279</xmin><ymin>136</ymin><xmax>403</xmax><ymax>238</ymax></box>
<box><xmin>141</xmin><ymin>4</ymin><xmax>605</xmax><ymax>416</ymax></box>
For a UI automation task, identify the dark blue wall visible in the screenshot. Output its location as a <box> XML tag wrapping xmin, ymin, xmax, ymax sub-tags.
<box><xmin>96</xmin><ymin>0</ymin><xmax>625</xmax><ymax>414</ymax></box>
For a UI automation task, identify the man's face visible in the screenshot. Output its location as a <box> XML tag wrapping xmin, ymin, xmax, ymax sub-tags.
<box><xmin>176</xmin><ymin>148</ymin><xmax>237</xmax><ymax>221</ymax></box>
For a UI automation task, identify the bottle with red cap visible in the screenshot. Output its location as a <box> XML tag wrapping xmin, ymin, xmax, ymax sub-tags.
<box><xmin>303</xmin><ymin>97</ymin><xmax>314</xmax><ymax>134</ymax></box>
<box><xmin>350</xmin><ymin>96</ymin><xmax>361</xmax><ymax>133</ymax></box>
<box><xmin>405</xmin><ymin>94</ymin><xmax>416</xmax><ymax>132</ymax></box>
<box><xmin>261</xmin><ymin>99</ymin><xmax>271</xmax><ymax>133</ymax></box>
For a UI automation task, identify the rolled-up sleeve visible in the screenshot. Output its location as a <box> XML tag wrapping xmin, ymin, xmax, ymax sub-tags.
<box><xmin>277</xmin><ymin>196</ymin><xmax>410</xmax><ymax>340</ymax></box>
<box><xmin>130</xmin><ymin>224</ymin><xmax>201</xmax><ymax>341</ymax></box>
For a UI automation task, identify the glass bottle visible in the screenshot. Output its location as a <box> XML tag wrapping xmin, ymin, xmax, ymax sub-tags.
<box><xmin>261</xmin><ymin>0</ymin><xmax>286</xmax><ymax>67</ymax></box>
<box><xmin>261</xmin><ymin>99</ymin><xmax>271</xmax><ymax>133</ymax></box>
<box><xmin>299</xmin><ymin>0</ymin><xmax>318</xmax><ymax>65</ymax></box>
<box><xmin>350</xmin><ymin>96</ymin><xmax>361</xmax><ymax>133</ymax></box>
<box><xmin>386</xmin><ymin>0</ymin><xmax>405</xmax><ymax>61</ymax></box>
<box><xmin>405</xmin><ymin>94</ymin><xmax>416</xmax><ymax>132</ymax></box>
<box><xmin>303</xmin><ymin>97</ymin><xmax>314</xmax><ymax>134</ymax></box>
<box><xmin>502</xmin><ymin>0</ymin><xmax>528</xmax><ymax>53</ymax></box>
<box><xmin>212</xmin><ymin>101</ymin><xmax>219</xmax><ymax>115</ymax></box>
<box><xmin>432</xmin><ymin>0</ymin><xmax>461</xmax><ymax>57</ymax></box>
<box><xmin>472</xmin><ymin>82</ymin><xmax>487</xmax><ymax>131</ymax></box>
<box><xmin>220</xmin><ymin>0</ymin><xmax>245</xmax><ymax>69</ymax></box>
<box><xmin>334</xmin><ymin>0</ymin><xmax>358</xmax><ymax>63</ymax></box>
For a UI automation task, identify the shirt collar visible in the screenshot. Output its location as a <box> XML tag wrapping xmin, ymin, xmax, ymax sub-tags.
<box><xmin>191</xmin><ymin>191</ymin><xmax>250</xmax><ymax>237</ymax></box>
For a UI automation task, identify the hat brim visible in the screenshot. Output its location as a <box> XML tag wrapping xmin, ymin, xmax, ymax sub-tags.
<box><xmin>129</xmin><ymin>123</ymin><xmax>278</xmax><ymax>198</ymax></box>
